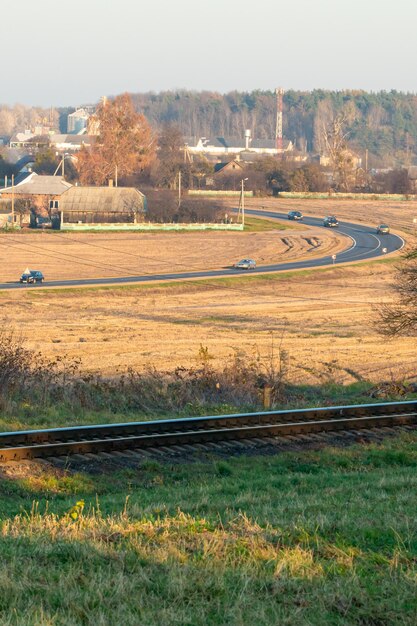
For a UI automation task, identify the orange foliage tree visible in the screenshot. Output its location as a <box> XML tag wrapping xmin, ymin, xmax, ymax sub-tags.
<box><xmin>76</xmin><ymin>94</ymin><xmax>155</xmax><ymax>186</ymax></box>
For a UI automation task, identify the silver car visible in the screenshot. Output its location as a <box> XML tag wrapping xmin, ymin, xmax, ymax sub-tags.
<box><xmin>377</xmin><ymin>224</ymin><xmax>390</xmax><ymax>235</ymax></box>
<box><xmin>234</xmin><ymin>259</ymin><xmax>256</xmax><ymax>270</ymax></box>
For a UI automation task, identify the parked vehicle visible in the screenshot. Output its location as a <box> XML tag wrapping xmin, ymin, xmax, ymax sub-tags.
<box><xmin>234</xmin><ymin>259</ymin><xmax>256</xmax><ymax>270</ymax></box>
<box><xmin>323</xmin><ymin>216</ymin><xmax>339</xmax><ymax>227</ymax></box>
<box><xmin>20</xmin><ymin>270</ymin><xmax>44</xmax><ymax>284</ymax></box>
<box><xmin>36</xmin><ymin>216</ymin><xmax>52</xmax><ymax>229</ymax></box>
<box><xmin>377</xmin><ymin>224</ymin><xmax>390</xmax><ymax>235</ymax></box>
<box><xmin>288</xmin><ymin>210</ymin><xmax>303</xmax><ymax>221</ymax></box>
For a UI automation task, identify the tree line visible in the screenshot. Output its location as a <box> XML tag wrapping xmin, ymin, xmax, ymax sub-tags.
<box><xmin>1</xmin><ymin>90</ymin><xmax>417</xmax><ymax>167</ymax></box>
<box><xmin>130</xmin><ymin>89</ymin><xmax>417</xmax><ymax>167</ymax></box>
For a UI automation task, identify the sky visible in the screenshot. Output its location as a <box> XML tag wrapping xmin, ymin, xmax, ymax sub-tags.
<box><xmin>2</xmin><ymin>0</ymin><xmax>417</xmax><ymax>107</ymax></box>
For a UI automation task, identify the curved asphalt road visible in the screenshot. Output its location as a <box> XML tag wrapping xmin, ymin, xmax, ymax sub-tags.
<box><xmin>0</xmin><ymin>209</ymin><xmax>405</xmax><ymax>290</ymax></box>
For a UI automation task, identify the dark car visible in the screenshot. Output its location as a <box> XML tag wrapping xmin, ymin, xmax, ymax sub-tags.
<box><xmin>323</xmin><ymin>216</ymin><xmax>339</xmax><ymax>228</ymax></box>
<box><xmin>20</xmin><ymin>270</ymin><xmax>44</xmax><ymax>284</ymax></box>
<box><xmin>234</xmin><ymin>259</ymin><xmax>256</xmax><ymax>270</ymax></box>
<box><xmin>36</xmin><ymin>216</ymin><xmax>52</xmax><ymax>229</ymax></box>
<box><xmin>377</xmin><ymin>224</ymin><xmax>390</xmax><ymax>235</ymax></box>
<box><xmin>288</xmin><ymin>210</ymin><xmax>303</xmax><ymax>221</ymax></box>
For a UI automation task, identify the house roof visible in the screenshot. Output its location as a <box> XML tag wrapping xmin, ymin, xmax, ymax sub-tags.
<box><xmin>214</xmin><ymin>160</ymin><xmax>244</xmax><ymax>173</ymax></box>
<box><xmin>0</xmin><ymin>173</ymin><xmax>73</xmax><ymax>196</ymax></box>
<box><xmin>185</xmin><ymin>136</ymin><xmax>292</xmax><ymax>151</ymax></box>
<box><xmin>10</xmin><ymin>132</ymin><xmax>49</xmax><ymax>144</ymax></box>
<box><xmin>68</xmin><ymin>109</ymin><xmax>89</xmax><ymax>119</ymax></box>
<box><xmin>49</xmin><ymin>134</ymin><xmax>95</xmax><ymax>145</ymax></box>
<box><xmin>59</xmin><ymin>186</ymin><xmax>145</xmax><ymax>212</ymax></box>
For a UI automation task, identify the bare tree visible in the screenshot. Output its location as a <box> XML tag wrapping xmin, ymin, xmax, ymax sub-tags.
<box><xmin>376</xmin><ymin>248</ymin><xmax>417</xmax><ymax>336</ymax></box>
<box><xmin>320</xmin><ymin>111</ymin><xmax>356</xmax><ymax>191</ymax></box>
<box><xmin>151</xmin><ymin>124</ymin><xmax>184</xmax><ymax>189</ymax></box>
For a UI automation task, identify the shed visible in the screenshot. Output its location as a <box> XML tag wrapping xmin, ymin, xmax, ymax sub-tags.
<box><xmin>58</xmin><ymin>186</ymin><xmax>146</xmax><ymax>227</ymax></box>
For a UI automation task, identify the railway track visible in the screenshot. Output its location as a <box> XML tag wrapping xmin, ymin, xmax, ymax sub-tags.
<box><xmin>0</xmin><ymin>400</ymin><xmax>416</xmax><ymax>462</ymax></box>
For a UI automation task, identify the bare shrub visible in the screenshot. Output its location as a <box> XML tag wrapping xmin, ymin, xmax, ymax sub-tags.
<box><xmin>0</xmin><ymin>333</ymin><xmax>290</xmax><ymax>416</ymax></box>
<box><xmin>145</xmin><ymin>190</ymin><xmax>226</xmax><ymax>224</ymax></box>
<box><xmin>375</xmin><ymin>248</ymin><xmax>417</xmax><ymax>337</ymax></box>
<box><xmin>0</xmin><ymin>330</ymin><xmax>33</xmax><ymax>396</ymax></box>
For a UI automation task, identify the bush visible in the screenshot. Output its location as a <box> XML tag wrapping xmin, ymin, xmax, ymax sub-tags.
<box><xmin>0</xmin><ymin>335</ymin><xmax>289</xmax><ymax>417</ymax></box>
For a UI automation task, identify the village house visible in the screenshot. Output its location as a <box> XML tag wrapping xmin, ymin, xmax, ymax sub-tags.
<box><xmin>0</xmin><ymin>173</ymin><xmax>72</xmax><ymax>227</ymax></box>
<box><xmin>0</xmin><ymin>173</ymin><xmax>146</xmax><ymax>229</ymax></box>
<box><xmin>58</xmin><ymin>186</ymin><xmax>146</xmax><ymax>229</ymax></box>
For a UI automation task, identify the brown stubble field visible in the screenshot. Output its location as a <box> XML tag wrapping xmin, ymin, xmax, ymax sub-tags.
<box><xmin>240</xmin><ymin>195</ymin><xmax>417</xmax><ymax>235</ymax></box>
<box><xmin>0</xmin><ymin>221</ymin><xmax>345</xmax><ymax>282</ymax></box>
<box><xmin>0</xmin><ymin>197</ymin><xmax>416</xmax><ymax>384</ymax></box>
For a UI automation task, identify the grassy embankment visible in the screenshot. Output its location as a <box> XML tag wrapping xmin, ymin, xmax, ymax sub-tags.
<box><xmin>1</xmin><ymin>433</ymin><xmax>417</xmax><ymax>625</ymax></box>
<box><xmin>242</xmin><ymin>216</ymin><xmax>296</xmax><ymax>231</ymax></box>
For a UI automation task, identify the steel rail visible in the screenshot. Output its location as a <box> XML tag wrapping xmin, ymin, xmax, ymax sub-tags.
<box><xmin>0</xmin><ymin>401</ymin><xmax>416</xmax><ymax>461</ymax></box>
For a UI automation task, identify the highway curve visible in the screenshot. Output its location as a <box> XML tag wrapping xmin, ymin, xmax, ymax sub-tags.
<box><xmin>0</xmin><ymin>209</ymin><xmax>405</xmax><ymax>290</ymax></box>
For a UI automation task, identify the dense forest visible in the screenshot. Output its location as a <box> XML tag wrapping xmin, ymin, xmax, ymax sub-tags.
<box><xmin>130</xmin><ymin>89</ymin><xmax>417</xmax><ymax>167</ymax></box>
<box><xmin>0</xmin><ymin>90</ymin><xmax>416</xmax><ymax>168</ymax></box>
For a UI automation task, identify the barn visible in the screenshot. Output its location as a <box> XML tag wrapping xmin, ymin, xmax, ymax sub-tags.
<box><xmin>57</xmin><ymin>186</ymin><xmax>146</xmax><ymax>230</ymax></box>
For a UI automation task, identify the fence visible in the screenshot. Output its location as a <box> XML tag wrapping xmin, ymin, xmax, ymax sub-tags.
<box><xmin>188</xmin><ymin>190</ymin><xmax>253</xmax><ymax>197</ymax></box>
<box><xmin>61</xmin><ymin>222</ymin><xmax>244</xmax><ymax>232</ymax></box>
<box><xmin>279</xmin><ymin>192</ymin><xmax>417</xmax><ymax>201</ymax></box>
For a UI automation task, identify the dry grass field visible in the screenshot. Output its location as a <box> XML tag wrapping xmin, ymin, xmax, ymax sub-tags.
<box><xmin>0</xmin><ymin>219</ymin><xmax>346</xmax><ymax>283</ymax></box>
<box><xmin>240</xmin><ymin>196</ymin><xmax>417</xmax><ymax>236</ymax></box>
<box><xmin>1</xmin><ymin>261</ymin><xmax>414</xmax><ymax>385</ymax></box>
<box><xmin>1</xmin><ymin>198</ymin><xmax>416</xmax><ymax>384</ymax></box>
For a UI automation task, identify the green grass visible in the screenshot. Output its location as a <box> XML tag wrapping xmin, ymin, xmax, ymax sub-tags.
<box><xmin>243</xmin><ymin>216</ymin><xmax>296</xmax><ymax>231</ymax></box>
<box><xmin>1</xmin><ymin>433</ymin><xmax>417</xmax><ymax>624</ymax></box>
<box><xmin>1</xmin><ymin>381</ymin><xmax>415</xmax><ymax>433</ymax></box>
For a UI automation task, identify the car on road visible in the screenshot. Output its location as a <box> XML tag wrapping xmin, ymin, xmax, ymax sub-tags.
<box><xmin>234</xmin><ymin>259</ymin><xmax>256</xmax><ymax>270</ymax></box>
<box><xmin>287</xmin><ymin>210</ymin><xmax>303</xmax><ymax>221</ymax></box>
<box><xmin>376</xmin><ymin>224</ymin><xmax>390</xmax><ymax>235</ymax></box>
<box><xmin>323</xmin><ymin>216</ymin><xmax>339</xmax><ymax>228</ymax></box>
<box><xmin>20</xmin><ymin>270</ymin><xmax>44</xmax><ymax>284</ymax></box>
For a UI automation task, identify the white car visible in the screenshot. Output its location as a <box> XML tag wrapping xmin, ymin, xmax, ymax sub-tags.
<box><xmin>234</xmin><ymin>259</ymin><xmax>256</xmax><ymax>270</ymax></box>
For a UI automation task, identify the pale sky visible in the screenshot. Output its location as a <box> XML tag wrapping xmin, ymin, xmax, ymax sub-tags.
<box><xmin>2</xmin><ymin>0</ymin><xmax>417</xmax><ymax>107</ymax></box>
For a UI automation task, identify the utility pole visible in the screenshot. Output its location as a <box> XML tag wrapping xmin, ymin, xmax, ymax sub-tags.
<box><xmin>178</xmin><ymin>170</ymin><xmax>182</xmax><ymax>207</ymax></box>
<box><xmin>11</xmin><ymin>174</ymin><xmax>15</xmax><ymax>227</ymax></box>
<box><xmin>115</xmin><ymin>164</ymin><xmax>118</xmax><ymax>187</ymax></box>
<box><xmin>240</xmin><ymin>177</ymin><xmax>248</xmax><ymax>227</ymax></box>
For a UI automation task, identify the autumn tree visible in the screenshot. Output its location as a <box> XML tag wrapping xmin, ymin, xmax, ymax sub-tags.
<box><xmin>373</xmin><ymin>168</ymin><xmax>411</xmax><ymax>194</ymax></box>
<box><xmin>76</xmin><ymin>94</ymin><xmax>155</xmax><ymax>186</ymax></box>
<box><xmin>307</xmin><ymin>163</ymin><xmax>327</xmax><ymax>191</ymax></box>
